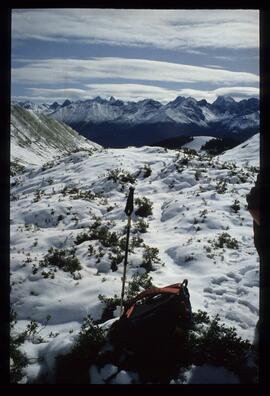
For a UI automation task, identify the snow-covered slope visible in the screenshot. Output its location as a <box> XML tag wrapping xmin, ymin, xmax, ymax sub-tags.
<box><xmin>182</xmin><ymin>136</ymin><xmax>216</xmax><ymax>152</ymax></box>
<box><xmin>10</xmin><ymin>136</ymin><xmax>259</xmax><ymax>383</ymax></box>
<box><xmin>11</xmin><ymin>105</ymin><xmax>101</xmax><ymax>168</ymax></box>
<box><xmin>217</xmin><ymin>133</ymin><xmax>259</xmax><ymax>166</ymax></box>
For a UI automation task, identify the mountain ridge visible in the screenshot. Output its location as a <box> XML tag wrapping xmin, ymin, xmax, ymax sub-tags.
<box><xmin>11</xmin><ymin>104</ymin><xmax>101</xmax><ymax>168</ymax></box>
<box><xmin>14</xmin><ymin>95</ymin><xmax>260</xmax><ymax>148</ymax></box>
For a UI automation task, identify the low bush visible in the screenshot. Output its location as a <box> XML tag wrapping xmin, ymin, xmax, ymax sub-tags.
<box><xmin>134</xmin><ymin>218</ymin><xmax>149</xmax><ymax>233</ymax></box>
<box><xmin>107</xmin><ymin>168</ymin><xmax>136</xmax><ymax>184</ymax></box>
<box><xmin>142</xmin><ymin>164</ymin><xmax>152</xmax><ymax>178</ymax></box>
<box><xmin>231</xmin><ymin>199</ymin><xmax>241</xmax><ymax>213</ymax></box>
<box><xmin>135</xmin><ymin>197</ymin><xmax>153</xmax><ymax>217</ymax></box>
<box><xmin>213</xmin><ymin>232</ymin><xmax>239</xmax><ymax>250</ymax></box>
<box><xmin>55</xmin><ymin>315</ymin><xmax>106</xmax><ymax>383</ymax></box>
<box><xmin>186</xmin><ymin>311</ymin><xmax>256</xmax><ymax>383</ymax></box>
<box><xmin>141</xmin><ymin>246</ymin><xmax>161</xmax><ymax>272</ymax></box>
<box><xmin>125</xmin><ymin>272</ymin><xmax>153</xmax><ymax>300</ymax></box>
<box><xmin>216</xmin><ymin>180</ymin><xmax>227</xmax><ymax>194</ymax></box>
<box><xmin>38</xmin><ymin>248</ymin><xmax>82</xmax><ymax>275</ymax></box>
<box><xmin>10</xmin><ymin>310</ymin><xmax>28</xmax><ymax>384</ymax></box>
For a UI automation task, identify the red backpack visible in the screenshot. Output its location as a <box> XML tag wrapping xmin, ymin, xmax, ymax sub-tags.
<box><xmin>108</xmin><ymin>279</ymin><xmax>192</xmax><ymax>351</ymax></box>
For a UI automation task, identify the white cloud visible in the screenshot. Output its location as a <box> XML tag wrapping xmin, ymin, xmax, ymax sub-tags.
<box><xmin>22</xmin><ymin>84</ymin><xmax>259</xmax><ymax>104</ymax></box>
<box><xmin>174</xmin><ymin>86</ymin><xmax>259</xmax><ymax>102</ymax></box>
<box><xmin>12</xmin><ymin>57</ymin><xmax>259</xmax><ymax>86</ymax></box>
<box><xmin>204</xmin><ymin>64</ymin><xmax>224</xmax><ymax>69</ymax></box>
<box><xmin>12</xmin><ymin>9</ymin><xmax>259</xmax><ymax>50</ymax></box>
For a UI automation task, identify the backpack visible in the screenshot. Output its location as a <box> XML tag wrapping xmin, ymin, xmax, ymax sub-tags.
<box><xmin>108</xmin><ymin>279</ymin><xmax>192</xmax><ymax>353</ymax></box>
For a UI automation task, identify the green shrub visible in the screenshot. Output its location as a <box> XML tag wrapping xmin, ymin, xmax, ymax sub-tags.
<box><xmin>89</xmin><ymin>225</ymin><xmax>120</xmax><ymax>248</ymax></box>
<box><xmin>11</xmin><ymin>162</ymin><xmax>25</xmax><ymax>176</ymax></box>
<box><xmin>195</xmin><ymin>170</ymin><xmax>201</xmax><ymax>181</ymax></box>
<box><xmin>177</xmin><ymin>157</ymin><xmax>189</xmax><ymax>167</ymax></box>
<box><xmin>134</xmin><ymin>218</ymin><xmax>149</xmax><ymax>233</ymax></box>
<box><xmin>72</xmin><ymin>190</ymin><xmax>96</xmax><ymax>201</ymax></box>
<box><xmin>109</xmin><ymin>250</ymin><xmax>124</xmax><ymax>272</ymax></box>
<box><xmin>75</xmin><ymin>231</ymin><xmax>91</xmax><ymax>245</ymax></box>
<box><xmin>98</xmin><ymin>294</ymin><xmax>122</xmax><ymax>323</ymax></box>
<box><xmin>187</xmin><ymin>312</ymin><xmax>256</xmax><ymax>383</ymax></box>
<box><xmin>135</xmin><ymin>197</ymin><xmax>153</xmax><ymax>217</ymax></box>
<box><xmin>125</xmin><ymin>272</ymin><xmax>153</xmax><ymax>300</ymax></box>
<box><xmin>61</xmin><ymin>186</ymin><xmax>100</xmax><ymax>202</ymax></box>
<box><xmin>33</xmin><ymin>190</ymin><xmax>44</xmax><ymax>203</ymax></box>
<box><xmin>141</xmin><ymin>246</ymin><xmax>161</xmax><ymax>272</ymax></box>
<box><xmin>131</xmin><ymin>236</ymin><xmax>144</xmax><ymax>249</ymax></box>
<box><xmin>10</xmin><ymin>310</ymin><xmax>28</xmax><ymax>384</ymax></box>
<box><xmin>41</xmin><ymin>161</ymin><xmax>55</xmax><ymax>171</ymax></box>
<box><xmin>142</xmin><ymin>164</ymin><xmax>152</xmax><ymax>178</ymax></box>
<box><xmin>107</xmin><ymin>168</ymin><xmax>136</xmax><ymax>184</ymax></box>
<box><xmin>10</xmin><ymin>312</ymin><xmax>54</xmax><ymax>383</ymax></box>
<box><xmin>216</xmin><ymin>180</ymin><xmax>227</xmax><ymax>194</ymax></box>
<box><xmin>182</xmin><ymin>148</ymin><xmax>197</xmax><ymax>156</ymax></box>
<box><xmin>61</xmin><ymin>186</ymin><xmax>79</xmax><ymax>196</ymax></box>
<box><xmin>40</xmin><ymin>248</ymin><xmax>82</xmax><ymax>274</ymax></box>
<box><xmin>199</xmin><ymin>209</ymin><xmax>208</xmax><ymax>219</ymax></box>
<box><xmin>118</xmin><ymin>235</ymin><xmax>143</xmax><ymax>253</ymax></box>
<box><xmin>55</xmin><ymin>315</ymin><xmax>106</xmax><ymax>383</ymax></box>
<box><xmin>231</xmin><ymin>199</ymin><xmax>241</xmax><ymax>213</ymax></box>
<box><xmin>213</xmin><ymin>233</ymin><xmax>239</xmax><ymax>249</ymax></box>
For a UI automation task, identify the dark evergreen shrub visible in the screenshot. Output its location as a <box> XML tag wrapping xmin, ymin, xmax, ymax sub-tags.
<box><xmin>135</xmin><ymin>197</ymin><xmax>153</xmax><ymax>217</ymax></box>
<box><xmin>40</xmin><ymin>248</ymin><xmax>82</xmax><ymax>274</ymax></box>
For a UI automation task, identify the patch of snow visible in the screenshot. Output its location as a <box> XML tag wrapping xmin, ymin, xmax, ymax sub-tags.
<box><xmin>184</xmin><ymin>364</ymin><xmax>240</xmax><ymax>384</ymax></box>
<box><xmin>217</xmin><ymin>133</ymin><xmax>259</xmax><ymax>167</ymax></box>
<box><xmin>182</xmin><ymin>136</ymin><xmax>216</xmax><ymax>152</ymax></box>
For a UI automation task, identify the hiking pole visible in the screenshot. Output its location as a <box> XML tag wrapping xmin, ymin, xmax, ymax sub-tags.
<box><xmin>120</xmin><ymin>186</ymin><xmax>135</xmax><ymax>315</ymax></box>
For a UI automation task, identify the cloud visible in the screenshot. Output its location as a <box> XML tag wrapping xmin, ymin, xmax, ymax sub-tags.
<box><xmin>12</xmin><ymin>9</ymin><xmax>259</xmax><ymax>50</ymax></box>
<box><xmin>174</xmin><ymin>86</ymin><xmax>259</xmax><ymax>102</ymax></box>
<box><xmin>12</xmin><ymin>57</ymin><xmax>259</xmax><ymax>86</ymax></box>
<box><xmin>27</xmin><ymin>85</ymin><xmax>179</xmax><ymax>103</ymax></box>
<box><xmin>21</xmin><ymin>84</ymin><xmax>259</xmax><ymax>104</ymax></box>
<box><xmin>204</xmin><ymin>64</ymin><xmax>224</xmax><ymax>69</ymax></box>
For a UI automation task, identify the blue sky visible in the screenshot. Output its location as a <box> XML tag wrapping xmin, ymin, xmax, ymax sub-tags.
<box><xmin>11</xmin><ymin>9</ymin><xmax>259</xmax><ymax>104</ymax></box>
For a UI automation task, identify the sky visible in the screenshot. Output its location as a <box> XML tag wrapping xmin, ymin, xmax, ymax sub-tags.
<box><xmin>11</xmin><ymin>9</ymin><xmax>259</xmax><ymax>104</ymax></box>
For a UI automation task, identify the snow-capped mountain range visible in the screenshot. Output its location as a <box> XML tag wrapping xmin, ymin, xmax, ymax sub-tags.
<box><xmin>14</xmin><ymin>96</ymin><xmax>259</xmax><ymax>148</ymax></box>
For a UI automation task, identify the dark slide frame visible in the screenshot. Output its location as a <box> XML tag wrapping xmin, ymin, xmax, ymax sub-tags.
<box><xmin>1</xmin><ymin>1</ymin><xmax>269</xmax><ymax>386</ymax></box>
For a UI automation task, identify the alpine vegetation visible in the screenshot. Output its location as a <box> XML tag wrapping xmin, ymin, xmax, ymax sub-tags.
<box><xmin>10</xmin><ymin>105</ymin><xmax>259</xmax><ymax>383</ymax></box>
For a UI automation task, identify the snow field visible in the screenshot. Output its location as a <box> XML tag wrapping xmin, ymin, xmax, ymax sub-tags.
<box><xmin>10</xmin><ymin>136</ymin><xmax>259</xmax><ymax>383</ymax></box>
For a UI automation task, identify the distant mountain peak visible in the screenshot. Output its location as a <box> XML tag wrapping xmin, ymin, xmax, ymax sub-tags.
<box><xmin>213</xmin><ymin>95</ymin><xmax>236</xmax><ymax>105</ymax></box>
<box><xmin>197</xmin><ymin>99</ymin><xmax>208</xmax><ymax>106</ymax></box>
<box><xmin>168</xmin><ymin>96</ymin><xmax>186</xmax><ymax>106</ymax></box>
<box><xmin>94</xmin><ymin>96</ymin><xmax>107</xmax><ymax>104</ymax></box>
<box><xmin>62</xmin><ymin>99</ymin><xmax>72</xmax><ymax>107</ymax></box>
<box><xmin>50</xmin><ymin>101</ymin><xmax>60</xmax><ymax>110</ymax></box>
